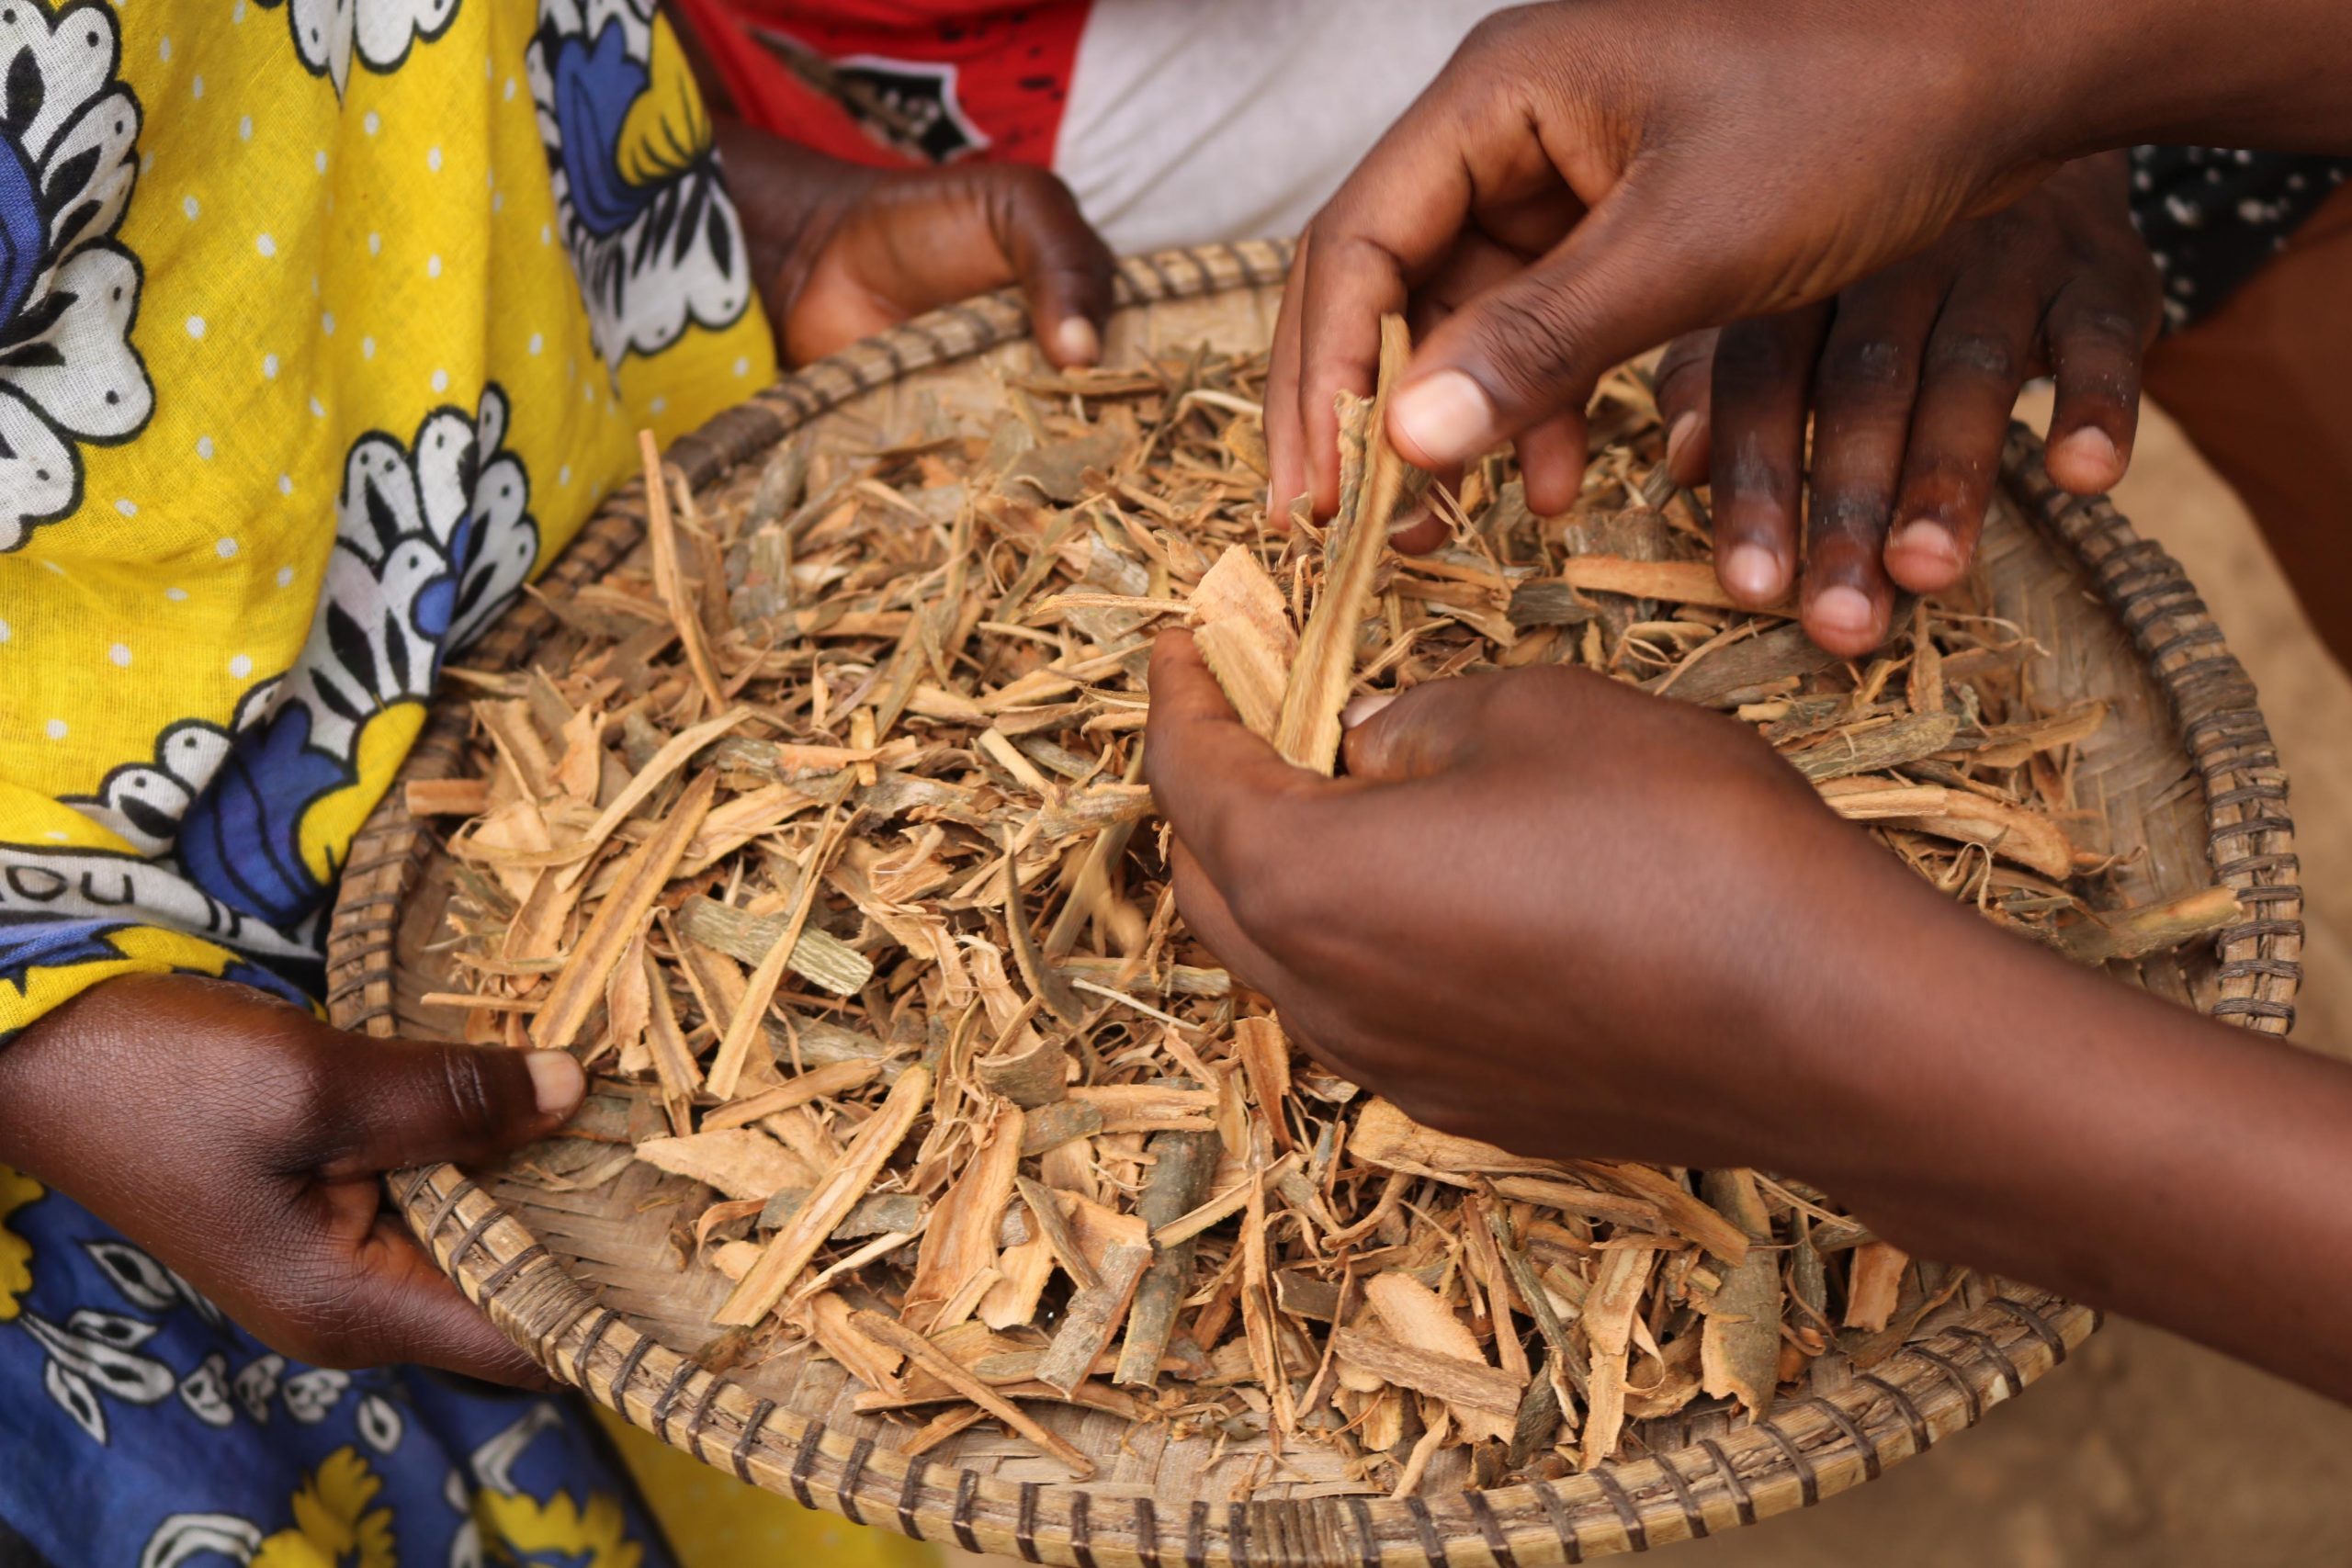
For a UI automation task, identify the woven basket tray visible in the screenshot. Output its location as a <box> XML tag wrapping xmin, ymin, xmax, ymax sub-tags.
<box><xmin>324</xmin><ymin>239</ymin><xmax>2301</xmax><ymax>1565</ymax></box>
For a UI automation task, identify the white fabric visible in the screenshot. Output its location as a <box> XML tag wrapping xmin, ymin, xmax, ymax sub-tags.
<box><xmin>1056</xmin><ymin>0</ymin><xmax>1513</xmax><ymax>254</ymax></box>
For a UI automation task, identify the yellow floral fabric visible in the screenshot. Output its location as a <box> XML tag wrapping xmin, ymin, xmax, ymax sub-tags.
<box><xmin>0</xmin><ymin>2</ymin><xmax>950</xmax><ymax>1565</ymax></box>
<box><xmin>0</xmin><ymin>0</ymin><xmax>775</xmax><ymax>1035</ymax></box>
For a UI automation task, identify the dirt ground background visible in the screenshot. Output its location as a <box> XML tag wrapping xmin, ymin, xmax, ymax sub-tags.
<box><xmin>937</xmin><ymin>395</ymin><xmax>2352</xmax><ymax>1568</ymax></box>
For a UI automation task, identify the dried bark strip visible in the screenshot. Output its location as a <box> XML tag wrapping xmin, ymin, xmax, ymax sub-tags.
<box><xmin>531</xmin><ymin>773</ymin><xmax>716</xmax><ymax>1052</ymax></box>
<box><xmin>850</xmin><ymin>1310</ymin><xmax>1097</xmax><ymax>1477</ymax></box>
<box><xmin>717</xmin><ymin>1065</ymin><xmax>931</xmax><ymax>1325</ymax></box>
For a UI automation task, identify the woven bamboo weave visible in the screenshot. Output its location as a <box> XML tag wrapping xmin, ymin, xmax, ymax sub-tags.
<box><xmin>324</xmin><ymin>239</ymin><xmax>2301</xmax><ymax>1565</ymax></box>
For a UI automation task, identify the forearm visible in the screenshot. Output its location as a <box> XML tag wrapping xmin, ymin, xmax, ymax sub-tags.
<box><xmin>1784</xmin><ymin>914</ymin><xmax>2352</xmax><ymax>1400</ymax></box>
<box><xmin>2042</xmin><ymin>0</ymin><xmax>2352</xmax><ymax>154</ymax></box>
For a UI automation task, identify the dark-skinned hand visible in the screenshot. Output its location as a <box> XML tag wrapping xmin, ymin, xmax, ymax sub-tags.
<box><xmin>1144</xmin><ymin>627</ymin><xmax>2352</xmax><ymax>1406</ymax></box>
<box><xmin>1652</xmin><ymin>154</ymin><xmax>2162</xmax><ymax>655</ymax></box>
<box><xmin>1140</xmin><ymin>629</ymin><xmax>1957</xmax><ymax>1171</ymax></box>
<box><xmin>1265</xmin><ymin>0</ymin><xmax>2352</xmax><ymax>561</ymax></box>
<box><xmin>0</xmin><ymin>975</ymin><xmax>585</xmax><ymax>1384</ymax></box>
<box><xmin>1265</xmin><ymin>0</ymin><xmax>2073</xmax><ymax>528</ymax></box>
<box><xmin>718</xmin><ymin>120</ymin><xmax>1114</xmax><ymax>368</ymax></box>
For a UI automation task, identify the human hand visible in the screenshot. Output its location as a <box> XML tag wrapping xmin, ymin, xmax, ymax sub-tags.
<box><xmin>0</xmin><ymin>975</ymin><xmax>584</xmax><ymax>1382</ymax></box>
<box><xmin>1141</xmin><ymin>630</ymin><xmax>1989</xmax><ymax>1172</ymax></box>
<box><xmin>1652</xmin><ymin>154</ymin><xmax>2161</xmax><ymax>655</ymax></box>
<box><xmin>719</xmin><ymin>121</ymin><xmax>1114</xmax><ymax>367</ymax></box>
<box><xmin>1266</xmin><ymin>0</ymin><xmax>2079</xmax><ymax>524</ymax></box>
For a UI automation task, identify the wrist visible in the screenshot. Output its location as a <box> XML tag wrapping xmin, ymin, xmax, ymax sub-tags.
<box><xmin>1724</xmin><ymin>874</ymin><xmax>2092</xmax><ymax>1208</ymax></box>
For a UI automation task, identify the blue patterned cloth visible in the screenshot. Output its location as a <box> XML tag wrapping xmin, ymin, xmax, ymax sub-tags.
<box><xmin>0</xmin><ymin>1168</ymin><xmax>672</xmax><ymax>1567</ymax></box>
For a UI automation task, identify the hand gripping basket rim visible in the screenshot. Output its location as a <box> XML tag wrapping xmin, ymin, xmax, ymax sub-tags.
<box><xmin>323</xmin><ymin>237</ymin><xmax>2301</xmax><ymax>1566</ymax></box>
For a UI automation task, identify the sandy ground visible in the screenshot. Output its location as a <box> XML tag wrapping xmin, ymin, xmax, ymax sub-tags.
<box><xmin>949</xmin><ymin>394</ymin><xmax>2352</xmax><ymax>1568</ymax></box>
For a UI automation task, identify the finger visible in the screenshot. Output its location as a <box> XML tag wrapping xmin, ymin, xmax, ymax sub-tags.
<box><xmin>1653</xmin><ymin>330</ymin><xmax>1720</xmax><ymax>489</ymax></box>
<box><xmin>2041</xmin><ymin>275</ymin><xmax>2153</xmax><ymax>495</ymax></box>
<box><xmin>1142</xmin><ymin>630</ymin><xmax>1326</xmax><ymax>886</ymax></box>
<box><xmin>1293</xmin><ymin>224</ymin><xmax>1401</xmax><ymax>517</ymax></box>
<box><xmin>989</xmin><ymin>169</ymin><xmax>1115</xmax><ymax>367</ymax></box>
<box><xmin>1405</xmin><ymin>235</ymin><xmax>1576</xmax><ymax>521</ymax></box>
<box><xmin>1515</xmin><ymin>410</ymin><xmax>1589</xmax><ymax>516</ymax></box>
<box><xmin>1265</xmin><ymin>228</ymin><xmax>1313</xmax><ymax>527</ymax></box>
<box><xmin>1392</xmin><ymin>168</ymin><xmax>1750</xmax><ymax>474</ymax></box>
<box><xmin>1285</xmin><ymin>79</ymin><xmax>1525</xmax><ymax>516</ymax></box>
<box><xmin>1885</xmin><ymin>288</ymin><xmax>2040</xmax><ymax>593</ymax></box>
<box><xmin>1802</xmin><ymin>280</ymin><xmax>1940</xmax><ymax>655</ymax></box>
<box><xmin>1339</xmin><ymin>674</ymin><xmax>1494</xmax><ymax>784</ymax></box>
<box><xmin>342</xmin><ymin>1212</ymin><xmax>548</xmax><ymax>1385</ymax></box>
<box><xmin>308</xmin><ymin>1035</ymin><xmax>584</xmax><ymax>1179</ymax></box>
<box><xmin>1707</xmin><ymin>308</ymin><xmax>1830</xmax><ymax>610</ymax></box>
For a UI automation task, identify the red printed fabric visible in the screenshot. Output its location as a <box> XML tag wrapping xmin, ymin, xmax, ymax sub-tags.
<box><xmin>677</xmin><ymin>0</ymin><xmax>1089</xmax><ymax>169</ymax></box>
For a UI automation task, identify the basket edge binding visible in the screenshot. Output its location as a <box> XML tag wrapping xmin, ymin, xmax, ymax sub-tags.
<box><xmin>1996</xmin><ymin>434</ymin><xmax>2303</xmax><ymax>1032</ymax></box>
<box><xmin>323</xmin><ymin>240</ymin><xmax>2280</xmax><ymax>1565</ymax></box>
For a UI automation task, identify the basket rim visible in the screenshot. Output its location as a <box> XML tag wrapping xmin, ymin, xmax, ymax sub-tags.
<box><xmin>323</xmin><ymin>238</ymin><xmax>2301</xmax><ymax>1567</ymax></box>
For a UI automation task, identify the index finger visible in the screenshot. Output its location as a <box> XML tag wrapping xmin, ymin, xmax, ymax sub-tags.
<box><xmin>1143</xmin><ymin>630</ymin><xmax>1329</xmax><ymax>885</ymax></box>
<box><xmin>1276</xmin><ymin>99</ymin><xmax>1494</xmax><ymax>516</ymax></box>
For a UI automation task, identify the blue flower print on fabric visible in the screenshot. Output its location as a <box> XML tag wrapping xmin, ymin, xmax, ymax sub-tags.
<box><xmin>527</xmin><ymin>0</ymin><xmax>752</xmax><ymax>369</ymax></box>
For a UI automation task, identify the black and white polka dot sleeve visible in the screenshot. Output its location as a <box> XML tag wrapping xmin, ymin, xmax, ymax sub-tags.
<box><xmin>2128</xmin><ymin>146</ymin><xmax>2352</xmax><ymax>330</ymax></box>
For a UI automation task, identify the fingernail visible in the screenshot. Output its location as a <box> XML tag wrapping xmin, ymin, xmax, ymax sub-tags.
<box><xmin>1341</xmin><ymin>692</ymin><xmax>1397</xmax><ymax>729</ymax></box>
<box><xmin>2052</xmin><ymin>426</ymin><xmax>2120</xmax><ymax>485</ymax></box>
<box><xmin>1720</xmin><ymin>543</ymin><xmax>1782</xmax><ymax>604</ymax></box>
<box><xmin>1390</xmin><ymin>371</ymin><xmax>1498</xmax><ymax>466</ymax></box>
<box><xmin>1887</xmin><ymin>520</ymin><xmax>1962</xmax><ymax>575</ymax></box>
<box><xmin>1664</xmin><ymin>412</ymin><xmax>1699</xmax><ymax>476</ymax></box>
<box><xmin>1054</xmin><ymin>317</ymin><xmax>1100</xmax><ymax>366</ymax></box>
<box><xmin>525</xmin><ymin>1050</ymin><xmax>585</xmax><ymax>1118</ymax></box>
<box><xmin>1809</xmin><ymin>584</ymin><xmax>1877</xmax><ymax>639</ymax></box>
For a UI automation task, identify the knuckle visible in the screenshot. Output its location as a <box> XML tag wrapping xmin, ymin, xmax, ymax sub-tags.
<box><xmin>1899</xmin><ymin>448</ymin><xmax>1996</xmax><ymax>510</ymax></box>
<box><xmin>237</xmin><ymin>1048</ymin><xmax>332</xmax><ymax>1164</ymax></box>
<box><xmin>436</xmin><ymin>1049</ymin><xmax>503</xmax><ymax>1143</ymax></box>
<box><xmin>1814</xmin><ymin>334</ymin><xmax>1910</xmax><ymax>403</ymax></box>
<box><xmin>1807</xmin><ymin>488</ymin><xmax>1891</xmax><ymax>547</ymax></box>
<box><xmin>1710</xmin><ymin>426</ymin><xmax>1797</xmax><ymax>507</ymax></box>
<box><xmin>1923</xmin><ymin>327</ymin><xmax>2020</xmax><ymax>385</ymax></box>
<box><xmin>1459</xmin><ymin>7</ymin><xmax>1537</xmax><ymax>61</ymax></box>
<box><xmin>2057</xmin><ymin>301</ymin><xmax>2150</xmax><ymax>354</ymax></box>
<box><xmin>1711</xmin><ymin>319</ymin><xmax>1804</xmax><ymax>387</ymax></box>
<box><xmin>1465</xmin><ymin>282</ymin><xmax>1600</xmax><ymax>404</ymax></box>
<box><xmin>1652</xmin><ymin>333</ymin><xmax>1716</xmax><ymax>407</ymax></box>
<box><xmin>1973</xmin><ymin>208</ymin><xmax>2046</xmax><ymax>265</ymax></box>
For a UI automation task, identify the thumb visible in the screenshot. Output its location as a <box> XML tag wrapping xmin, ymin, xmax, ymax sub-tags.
<box><xmin>986</xmin><ymin>166</ymin><xmax>1114</xmax><ymax>368</ymax></box>
<box><xmin>310</xmin><ymin>1035</ymin><xmax>584</xmax><ymax>1180</ymax></box>
<box><xmin>1388</xmin><ymin>169</ymin><xmax>1736</xmax><ymax>472</ymax></box>
<box><xmin>1339</xmin><ymin>675</ymin><xmax>1492</xmax><ymax>784</ymax></box>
